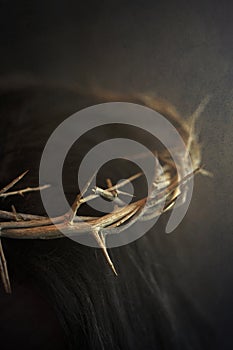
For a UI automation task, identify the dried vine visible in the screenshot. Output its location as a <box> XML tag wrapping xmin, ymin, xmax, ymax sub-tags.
<box><xmin>0</xmin><ymin>97</ymin><xmax>210</xmax><ymax>293</ymax></box>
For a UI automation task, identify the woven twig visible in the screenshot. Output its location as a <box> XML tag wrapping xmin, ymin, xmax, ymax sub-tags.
<box><xmin>0</xmin><ymin>97</ymin><xmax>210</xmax><ymax>293</ymax></box>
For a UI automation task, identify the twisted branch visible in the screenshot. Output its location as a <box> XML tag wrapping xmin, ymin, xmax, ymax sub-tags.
<box><xmin>0</xmin><ymin>97</ymin><xmax>210</xmax><ymax>293</ymax></box>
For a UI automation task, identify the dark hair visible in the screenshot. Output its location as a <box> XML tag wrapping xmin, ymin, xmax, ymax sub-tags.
<box><xmin>0</xmin><ymin>85</ymin><xmax>213</xmax><ymax>349</ymax></box>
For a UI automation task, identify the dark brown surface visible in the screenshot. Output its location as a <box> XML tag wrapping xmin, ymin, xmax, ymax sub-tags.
<box><xmin>0</xmin><ymin>1</ymin><xmax>233</xmax><ymax>349</ymax></box>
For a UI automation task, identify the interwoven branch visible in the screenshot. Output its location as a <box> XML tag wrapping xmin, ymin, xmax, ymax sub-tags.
<box><xmin>0</xmin><ymin>97</ymin><xmax>211</xmax><ymax>293</ymax></box>
<box><xmin>0</xmin><ymin>161</ymin><xmax>201</xmax><ymax>293</ymax></box>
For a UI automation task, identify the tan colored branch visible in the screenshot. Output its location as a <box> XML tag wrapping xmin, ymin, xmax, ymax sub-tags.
<box><xmin>0</xmin><ymin>239</ymin><xmax>11</xmax><ymax>293</ymax></box>
<box><xmin>0</xmin><ymin>97</ymin><xmax>209</xmax><ymax>293</ymax></box>
<box><xmin>0</xmin><ymin>170</ymin><xmax>28</xmax><ymax>195</ymax></box>
<box><xmin>0</xmin><ymin>184</ymin><xmax>50</xmax><ymax>198</ymax></box>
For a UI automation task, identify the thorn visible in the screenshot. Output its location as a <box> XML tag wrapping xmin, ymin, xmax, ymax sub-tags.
<box><xmin>106</xmin><ymin>178</ymin><xmax>118</xmax><ymax>197</ymax></box>
<box><xmin>116</xmin><ymin>190</ymin><xmax>135</xmax><ymax>197</ymax></box>
<box><xmin>107</xmin><ymin>172</ymin><xmax>143</xmax><ymax>192</ymax></box>
<box><xmin>11</xmin><ymin>205</ymin><xmax>21</xmax><ymax>221</ymax></box>
<box><xmin>188</xmin><ymin>95</ymin><xmax>211</xmax><ymax>125</ymax></box>
<box><xmin>68</xmin><ymin>171</ymin><xmax>97</xmax><ymax>224</ymax></box>
<box><xmin>92</xmin><ymin>228</ymin><xmax>118</xmax><ymax>276</ymax></box>
<box><xmin>0</xmin><ymin>170</ymin><xmax>29</xmax><ymax>195</ymax></box>
<box><xmin>80</xmin><ymin>171</ymin><xmax>97</xmax><ymax>198</ymax></box>
<box><xmin>199</xmin><ymin>167</ymin><xmax>213</xmax><ymax>177</ymax></box>
<box><xmin>185</xmin><ymin>96</ymin><xmax>211</xmax><ymax>160</ymax></box>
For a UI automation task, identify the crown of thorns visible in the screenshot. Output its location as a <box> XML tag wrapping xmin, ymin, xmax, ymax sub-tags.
<box><xmin>0</xmin><ymin>97</ymin><xmax>211</xmax><ymax>294</ymax></box>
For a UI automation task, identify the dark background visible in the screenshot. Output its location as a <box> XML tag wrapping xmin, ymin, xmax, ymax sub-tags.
<box><xmin>0</xmin><ymin>1</ymin><xmax>233</xmax><ymax>349</ymax></box>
